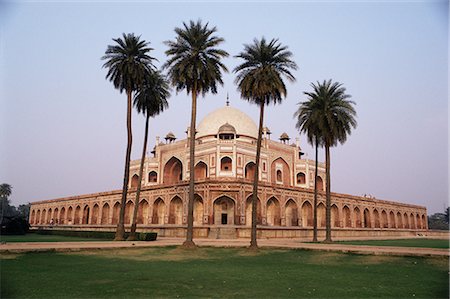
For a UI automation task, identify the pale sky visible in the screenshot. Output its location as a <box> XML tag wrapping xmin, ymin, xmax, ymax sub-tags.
<box><xmin>1</xmin><ymin>1</ymin><xmax>448</xmax><ymax>214</ymax></box>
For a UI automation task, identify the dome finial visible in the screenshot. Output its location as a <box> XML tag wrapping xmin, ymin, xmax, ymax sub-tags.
<box><xmin>226</xmin><ymin>93</ymin><xmax>230</xmax><ymax>106</ymax></box>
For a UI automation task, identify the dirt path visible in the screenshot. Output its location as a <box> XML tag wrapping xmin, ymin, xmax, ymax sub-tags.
<box><xmin>1</xmin><ymin>238</ymin><xmax>448</xmax><ymax>257</ymax></box>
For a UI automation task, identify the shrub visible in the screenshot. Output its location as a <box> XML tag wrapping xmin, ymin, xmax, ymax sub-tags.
<box><xmin>1</xmin><ymin>216</ymin><xmax>30</xmax><ymax>235</ymax></box>
<box><xmin>33</xmin><ymin>229</ymin><xmax>157</xmax><ymax>241</ymax></box>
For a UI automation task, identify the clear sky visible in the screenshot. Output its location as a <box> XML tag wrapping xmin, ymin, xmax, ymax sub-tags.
<box><xmin>1</xmin><ymin>1</ymin><xmax>448</xmax><ymax>214</ymax></box>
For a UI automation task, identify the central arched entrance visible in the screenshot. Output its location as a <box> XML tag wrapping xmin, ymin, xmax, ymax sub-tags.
<box><xmin>213</xmin><ymin>196</ymin><xmax>235</xmax><ymax>225</ymax></box>
<box><xmin>163</xmin><ymin>157</ymin><xmax>183</xmax><ymax>184</ymax></box>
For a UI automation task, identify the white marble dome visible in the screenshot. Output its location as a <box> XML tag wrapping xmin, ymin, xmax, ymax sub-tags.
<box><xmin>197</xmin><ymin>106</ymin><xmax>258</xmax><ymax>139</ymax></box>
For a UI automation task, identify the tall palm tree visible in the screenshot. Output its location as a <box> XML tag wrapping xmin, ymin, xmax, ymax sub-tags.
<box><xmin>102</xmin><ymin>33</ymin><xmax>156</xmax><ymax>240</ymax></box>
<box><xmin>128</xmin><ymin>70</ymin><xmax>170</xmax><ymax>241</ymax></box>
<box><xmin>164</xmin><ymin>20</ymin><xmax>229</xmax><ymax>247</ymax></box>
<box><xmin>304</xmin><ymin>80</ymin><xmax>357</xmax><ymax>242</ymax></box>
<box><xmin>234</xmin><ymin>38</ymin><xmax>297</xmax><ymax>249</ymax></box>
<box><xmin>294</xmin><ymin>99</ymin><xmax>323</xmax><ymax>242</ymax></box>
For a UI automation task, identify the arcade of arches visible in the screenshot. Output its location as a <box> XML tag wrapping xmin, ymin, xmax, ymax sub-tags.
<box><xmin>29</xmin><ymin>184</ymin><xmax>428</xmax><ymax>231</ymax></box>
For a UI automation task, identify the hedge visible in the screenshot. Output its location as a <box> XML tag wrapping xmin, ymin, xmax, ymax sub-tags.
<box><xmin>34</xmin><ymin>229</ymin><xmax>157</xmax><ymax>241</ymax></box>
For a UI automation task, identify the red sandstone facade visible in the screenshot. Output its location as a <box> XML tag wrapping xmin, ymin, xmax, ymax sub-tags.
<box><xmin>29</xmin><ymin>106</ymin><xmax>428</xmax><ymax>237</ymax></box>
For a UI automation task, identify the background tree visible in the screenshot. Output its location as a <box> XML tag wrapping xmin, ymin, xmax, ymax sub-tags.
<box><xmin>305</xmin><ymin>80</ymin><xmax>357</xmax><ymax>242</ymax></box>
<box><xmin>0</xmin><ymin>184</ymin><xmax>29</xmax><ymax>235</ymax></box>
<box><xmin>234</xmin><ymin>38</ymin><xmax>297</xmax><ymax>249</ymax></box>
<box><xmin>128</xmin><ymin>70</ymin><xmax>170</xmax><ymax>240</ymax></box>
<box><xmin>164</xmin><ymin>20</ymin><xmax>229</xmax><ymax>247</ymax></box>
<box><xmin>102</xmin><ymin>33</ymin><xmax>156</xmax><ymax>240</ymax></box>
<box><xmin>0</xmin><ymin>183</ymin><xmax>12</xmax><ymax>225</ymax></box>
<box><xmin>428</xmin><ymin>208</ymin><xmax>449</xmax><ymax>230</ymax></box>
<box><xmin>294</xmin><ymin>98</ymin><xmax>323</xmax><ymax>242</ymax></box>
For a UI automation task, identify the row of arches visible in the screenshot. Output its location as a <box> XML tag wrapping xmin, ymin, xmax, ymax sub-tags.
<box><xmin>133</xmin><ymin>156</ymin><xmax>324</xmax><ymax>189</ymax></box>
<box><xmin>30</xmin><ymin>196</ymin><xmax>427</xmax><ymax>230</ymax></box>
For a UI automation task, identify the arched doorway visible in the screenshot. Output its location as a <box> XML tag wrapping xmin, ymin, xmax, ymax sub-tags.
<box><xmin>82</xmin><ymin>206</ymin><xmax>90</xmax><ymax>224</ymax></box>
<box><xmin>343</xmin><ymin>206</ymin><xmax>351</xmax><ymax>227</ymax></box>
<box><xmin>152</xmin><ymin>198</ymin><xmax>166</xmax><ymax>224</ymax></box>
<box><xmin>296</xmin><ymin>172</ymin><xmax>306</xmax><ymax>184</ymax></box>
<box><xmin>266</xmin><ymin>197</ymin><xmax>281</xmax><ymax>226</ymax></box>
<box><xmin>194</xmin><ymin>162</ymin><xmax>208</xmax><ymax>180</ymax></box>
<box><xmin>194</xmin><ymin>195</ymin><xmax>204</xmax><ymax>226</ymax></box>
<box><xmin>381</xmin><ymin>210</ymin><xmax>388</xmax><ymax>228</ymax></box>
<box><xmin>53</xmin><ymin>208</ymin><xmax>59</xmax><ymax>223</ymax></box>
<box><xmin>41</xmin><ymin>209</ymin><xmax>47</xmax><ymax>224</ymax></box>
<box><xmin>124</xmin><ymin>201</ymin><xmax>134</xmax><ymax>224</ymax></box>
<box><xmin>138</xmin><ymin>200</ymin><xmax>149</xmax><ymax>224</ymax></box>
<box><xmin>245</xmin><ymin>162</ymin><xmax>256</xmax><ymax>180</ymax></box>
<box><xmin>363</xmin><ymin>208</ymin><xmax>371</xmax><ymax>228</ymax></box>
<box><xmin>220</xmin><ymin>157</ymin><xmax>232</xmax><ymax>172</ymax></box>
<box><xmin>373</xmin><ymin>209</ymin><xmax>380</xmax><ymax>228</ymax></box>
<box><xmin>112</xmin><ymin>202</ymin><xmax>120</xmax><ymax>225</ymax></box>
<box><xmin>316</xmin><ymin>176</ymin><xmax>324</xmax><ymax>191</ymax></box>
<box><xmin>30</xmin><ymin>210</ymin><xmax>36</xmax><ymax>225</ymax></box>
<box><xmin>285</xmin><ymin>199</ymin><xmax>298</xmax><ymax>226</ymax></box>
<box><xmin>403</xmin><ymin>213</ymin><xmax>409</xmax><ymax>229</ymax></box>
<box><xmin>101</xmin><ymin>203</ymin><xmax>110</xmax><ymax>224</ymax></box>
<box><xmin>213</xmin><ymin>196</ymin><xmax>235</xmax><ymax>225</ymax></box>
<box><xmin>148</xmin><ymin>171</ymin><xmax>158</xmax><ymax>183</ymax></box>
<box><xmin>301</xmin><ymin>201</ymin><xmax>313</xmax><ymax>227</ymax></box>
<box><xmin>91</xmin><ymin>204</ymin><xmax>99</xmax><ymax>225</ymax></box>
<box><xmin>163</xmin><ymin>157</ymin><xmax>183</xmax><ymax>184</ymax></box>
<box><xmin>389</xmin><ymin>211</ymin><xmax>396</xmax><ymax>228</ymax></box>
<box><xmin>245</xmin><ymin>195</ymin><xmax>262</xmax><ymax>226</ymax></box>
<box><xmin>416</xmin><ymin>214</ymin><xmax>421</xmax><ymax>229</ymax></box>
<box><xmin>331</xmin><ymin>204</ymin><xmax>339</xmax><ymax>227</ymax></box>
<box><xmin>59</xmin><ymin>208</ymin><xmax>66</xmax><ymax>224</ymax></box>
<box><xmin>421</xmin><ymin>215</ymin><xmax>426</xmax><ymax>229</ymax></box>
<box><xmin>317</xmin><ymin>203</ymin><xmax>326</xmax><ymax>227</ymax></box>
<box><xmin>74</xmin><ymin>206</ymin><xmax>81</xmax><ymax>224</ymax></box>
<box><xmin>67</xmin><ymin>207</ymin><xmax>73</xmax><ymax>224</ymax></box>
<box><xmin>47</xmin><ymin>208</ymin><xmax>52</xmax><ymax>224</ymax></box>
<box><xmin>131</xmin><ymin>174</ymin><xmax>139</xmax><ymax>188</ymax></box>
<box><xmin>35</xmin><ymin>210</ymin><xmax>40</xmax><ymax>224</ymax></box>
<box><xmin>410</xmin><ymin>213</ymin><xmax>415</xmax><ymax>229</ymax></box>
<box><xmin>354</xmin><ymin>207</ymin><xmax>362</xmax><ymax>228</ymax></box>
<box><xmin>169</xmin><ymin>196</ymin><xmax>183</xmax><ymax>224</ymax></box>
<box><xmin>396</xmin><ymin>212</ymin><xmax>403</xmax><ymax>228</ymax></box>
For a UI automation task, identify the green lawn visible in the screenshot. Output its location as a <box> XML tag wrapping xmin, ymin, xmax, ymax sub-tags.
<box><xmin>0</xmin><ymin>234</ymin><xmax>107</xmax><ymax>243</ymax></box>
<box><xmin>1</xmin><ymin>247</ymin><xmax>448</xmax><ymax>298</ymax></box>
<box><xmin>336</xmin><ymin>238</ymin><xmax>449</xmax><ymax>249</ymax></box>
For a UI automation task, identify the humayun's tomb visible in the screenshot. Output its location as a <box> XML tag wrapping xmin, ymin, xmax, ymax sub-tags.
<box><xmin>29</xmin><ymin>104</ymin><xmax>428</xmax><ymax>239</ymax></box>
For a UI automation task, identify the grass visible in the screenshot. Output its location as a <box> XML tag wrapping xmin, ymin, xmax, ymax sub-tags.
<box><xmin>335</xmin><ymin>238</ymin><xmax>449</xmax><ymax>249</ymax></box>
<box><xmin>1</xmin><ymin>246</ymin><xmax>448</xmax><ymax>298</ymax></box>
<box><xmin>0</xmin><ymin>234</ymin><xmax>107</xmax><ymax>243</ymax></box>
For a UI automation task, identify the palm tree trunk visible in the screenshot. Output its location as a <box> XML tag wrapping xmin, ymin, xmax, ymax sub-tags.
<box><xmin>128</xmin><ymin>115</ymin><xmax>150</xmax><ymax>241</ymax></box>
<box><xmin>312</xmin><ymin>137</ymin><xmax>318</xmax><ymax>242</ymax></box>
<box><xmin>115</xmin><ymin>89</ymin><xmax>133</xmax><ymax>241</ymax></box>
<box><xmin>324</xmin><ymin>143</ymin><xmax>332</xmax><ymax>242</ymax></box>
<box><xmin>183</xmin><ymin>86</ymin><xmax>197</xmax><ymax>247</ymax></box>
<box><xmin>250</xmin><ymin>102</ymin><xmax>265</xmax><ymax>249</ymax></box>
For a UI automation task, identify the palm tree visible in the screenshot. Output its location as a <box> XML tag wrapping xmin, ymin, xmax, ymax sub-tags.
<box><xmin>0</xmin><ymin>183</ymin><xmax>12</xmax><ymax>224</ymax></box>
<box><xmin>163</xmin><ymin>20</ymin><xmax>229</xmax><ymax>247</ymax></box>
<box><xmin>128</xmin><ymin>70</ymin><xmax>170</xmax><ymax>241</ymax></box>
<box><xmin>102</xmin><ymin>33</ymin><xmax>156</xmax><ymax>240</ymax></box>
<box><xmin>234</xmin><ymin>38</ymin><xmax>297</xmax><ymax>249</ymax></box>
<box><xmin>303</xmin><ymin>80</ymin><xmax>357</xmax><ymax>242</ymax></box>
<box><xmin>294</xmin><ymin>99</ymin><xmax>323</xmax><ymax>242</ymax></box>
